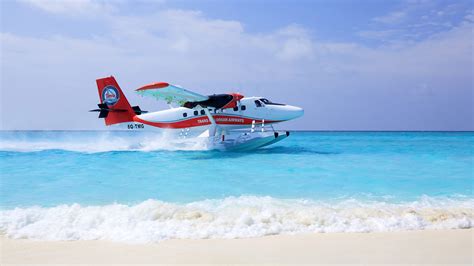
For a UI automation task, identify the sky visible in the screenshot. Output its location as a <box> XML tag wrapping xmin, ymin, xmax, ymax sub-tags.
<box><xmin>1</xmin><ymin>0</ymin><xmax>473</xmax><ymax>130</ymax></box>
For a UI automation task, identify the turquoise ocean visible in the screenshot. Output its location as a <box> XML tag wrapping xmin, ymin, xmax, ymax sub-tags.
<box><xmin>0</xmin><ymin>131</ymin><xmax>472</xmax><ymax>243</ymax></box>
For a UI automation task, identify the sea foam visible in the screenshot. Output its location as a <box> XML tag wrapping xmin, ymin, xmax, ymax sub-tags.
<box><xmin>0</xmin><ymin>131</ymin><xmax>210</xmax><ymax>152</ymax></box>
<box><xmin>0</xmin><ymin>196</ymin><xmax>472</xmax><ymax>243</ymax></box>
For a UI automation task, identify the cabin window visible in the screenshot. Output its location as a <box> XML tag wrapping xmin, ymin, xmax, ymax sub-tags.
<box><xmin>233</xmin><ymin>106</ymin><xmax>238</xmax><ymax>111</ymax></box>
<box><xmin>183</xmin><ymin>113</ymin><xmax>187</xmax><ymax>117</ymax></box>
<box><xmin>200</xmin><ymin>110</ymin><xmax>205</xmax><ymax>115</ymax></box>
<box><xmin>241</xmin><ymin>105</ymin><xmax>246</xmax><ymax>111</ymax></box>
<box><xmin>255</xmin><ymin>100</ymin><xmax>262</xmax><ymax>107</ymax></box>
<box><xmin>194</xmin><ymin>110</ymin><xmax>198</xmax><ymax>116</ymax></box>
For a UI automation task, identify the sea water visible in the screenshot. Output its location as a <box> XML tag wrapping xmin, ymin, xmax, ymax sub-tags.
<box><xmin>0</xmin><ymin>131</ymin><xmax>472</xmax><ymax>243</ymax></box>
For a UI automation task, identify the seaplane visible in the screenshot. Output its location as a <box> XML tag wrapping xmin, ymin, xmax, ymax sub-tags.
<box><xmin>91</xmin><ymin>76</ymin><xmax>304</xmax><ymax>150</ymax></box>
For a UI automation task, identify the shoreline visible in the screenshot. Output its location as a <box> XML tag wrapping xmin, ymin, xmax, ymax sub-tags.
<box><xmin>1</xmin><ymin>229</ymin><xmax>472</xmax><ymax>265</ymax></box>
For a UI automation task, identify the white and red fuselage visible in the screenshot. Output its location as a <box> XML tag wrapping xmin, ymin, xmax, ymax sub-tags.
<box><xmin>94</xmin><ymin>76</ymin><xmax>303</xmax><ymax>136</ymax></box>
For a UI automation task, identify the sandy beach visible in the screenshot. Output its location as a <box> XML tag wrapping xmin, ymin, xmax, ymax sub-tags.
<box><xmin>1</xmin><ymin>229</ymin><xmax>472</xmax><ymax>265</ymax></box>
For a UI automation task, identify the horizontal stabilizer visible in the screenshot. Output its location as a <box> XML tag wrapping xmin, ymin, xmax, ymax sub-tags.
<box><xmin>132</xmin><ymin>106</ymin><xmax>148</xmax><ymax>115</ymax></box>
<box><xmin>99</xmin><ymin>109</ymin><xmax>109</xmax><ymax>118</ymax></box>
<box><xmin>89</xmin><ymin>103</ymin><xmax>127</xmax><ymax>119</ymax></box>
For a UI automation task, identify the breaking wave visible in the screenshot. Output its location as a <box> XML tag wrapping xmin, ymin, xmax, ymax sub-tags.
<box><xmin>0</xmin><ymin>196</ymin><xmax>472</xmax><ymax>243</ymax></box>
<box><xmin>0</xmin><ymin>131</ymin><xmax>210</xmax><ymax>152</ymax></box>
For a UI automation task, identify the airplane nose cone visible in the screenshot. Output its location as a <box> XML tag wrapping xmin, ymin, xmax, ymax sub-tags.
<box><xmin>287</xmin><ymin>105</ymin><xmax>304</xmax><ymax>119</ymax></box>
<box><xmin>295</xmin><ymin>107</ymin><xmax>304</xmax><ymax>118</ymax></box>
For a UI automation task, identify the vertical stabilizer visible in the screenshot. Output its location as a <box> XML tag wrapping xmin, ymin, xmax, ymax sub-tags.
<box><xmin>96</xmin><ymin>76</ymin><xmax>135</xmax><ymax>126</ymax></box>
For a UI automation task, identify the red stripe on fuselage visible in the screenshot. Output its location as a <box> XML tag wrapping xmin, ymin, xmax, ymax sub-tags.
<box><xmin>133</xmin><ymin>115</ymin><xmax>281</xmax><ymax>129</ymax></box>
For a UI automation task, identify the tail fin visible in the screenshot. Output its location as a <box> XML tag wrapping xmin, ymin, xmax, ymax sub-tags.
<box><xmin>96</xmin><ymin>76</ymin><xmax>136</xmax><ymax>126</ymax></box>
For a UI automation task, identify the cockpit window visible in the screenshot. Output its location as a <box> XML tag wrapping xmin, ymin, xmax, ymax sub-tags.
<box><xmin>260</xmin><ymin>98</ymin><xmax>285</xmax><ymax>105</ymax></box>
<box><xmin>254</xmin><ymin>100</ymin><xmax>262</xmax><ymax>107</ymax></box>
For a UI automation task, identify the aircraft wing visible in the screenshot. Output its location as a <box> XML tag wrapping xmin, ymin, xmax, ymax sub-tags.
<box><xmin>135</xmin><ymin>82</ymin><xmax>209</xmax><ymax>105</ymax></box>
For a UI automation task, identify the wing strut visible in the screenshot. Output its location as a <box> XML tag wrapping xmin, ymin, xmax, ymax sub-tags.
<box><xmin>202</xmin><ymin>107</ymin><xmax>218</xmax><ymax>137</ymax></box>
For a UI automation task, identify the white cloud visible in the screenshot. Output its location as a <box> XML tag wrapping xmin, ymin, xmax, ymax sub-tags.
<box><xmin>276</xmin><ymin>38</ymin><xmax>313</xmax><ymax>61</ymax></box>
<box><xmin>1</xmin><ymin>6</ymin><xmax>472</xmax><ymax>130</ymax></box>
<box><xmin>357</xmin><ymin>29</ymin><xmax>402</xmax><ymax>40</ymax></box>
<box><xmin>373</xmin><ymin>11</ymin><xmax>407</xmax><ymax>24</ymax></box>
<box><xmin>273</xmin><ymin>25</ymin><xmax>314</xmax><ymax>61</ymax></box>
<box><xmin>18</xmin><ymin>0</ymin><xmax>117</xmax><ymax>15</ymax></box>
<box><xmin>465</xmin><ymin>9</ymin><xmax>474</xmax><ymax>22</ymax></box>
<box><xmin>103</xmin><ymin>10</ymin><xmax>313</xmax><ymax>63</ymax></box>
